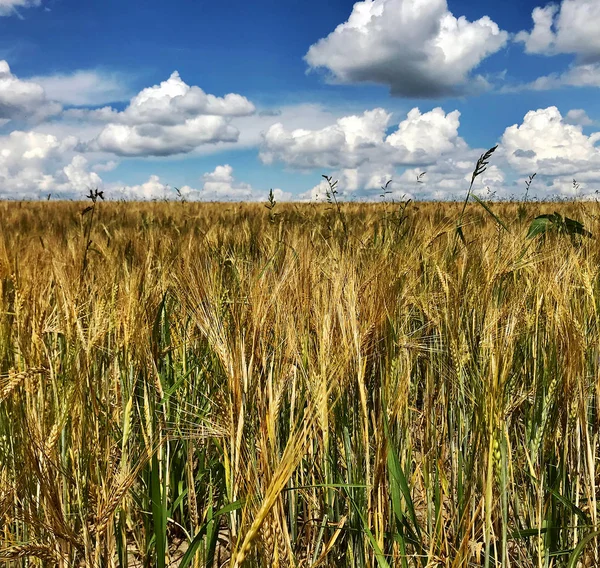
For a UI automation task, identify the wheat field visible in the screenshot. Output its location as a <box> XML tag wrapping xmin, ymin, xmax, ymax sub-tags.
<box><xmin>0</xmin><ymin>198</ymin><xmax>599</xmax><ymax>567</ymax></box>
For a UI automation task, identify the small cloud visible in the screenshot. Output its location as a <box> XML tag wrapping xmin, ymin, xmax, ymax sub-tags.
<box><xmin>259</xmin><ymin>109</ymin><xmax>282</xmax><ymax>117</ymax></box>
<box><xmin>565</xmin><ymin>109</ymin><xmax>594</xmax><ymax>126</ymax></box>
<box><xmin>0</xmin><ymin>0</ymin><xmax>41</xmax><ymax>17</ymax></box>
<box><xmin>112</xmin><ymin>174</ymin><xmax>175</xmax><ymax>201</ymax></box>
<box><xmin>199</xmin><ymin>164</ymin><xmax>253</xmax><ymax>200</ymax></box>
<box><xmin>270</xmin><ymin>188</ymin><xmax>292</xmax><ymax>201</ymax></box>
<box><xmin>513</xmin><ymin>149</ymin><xmax>536</xmax><ymax>159</ymax></box>
<box><xmin>92</xmin><ymin>160</ymin><xmax>119</xmax><ymax>173</ymax></box>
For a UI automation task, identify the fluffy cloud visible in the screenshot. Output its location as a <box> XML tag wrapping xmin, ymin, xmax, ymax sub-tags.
<box><xmin>502</xmin><ymin>106</ymin><xmax>600</xmax><ymax>177</ymax></box>
<box><xmin>199</xmin><ymin>164</ymin><xmax>252</xmax><ymax>200</ymax></box>
<box><xmin>300</xmin><ymin>150</ymin><xmax>508</xmax><ymax>202</ymax></box>
<box><xmin>299</xmin><ymin>179</ymin><xmax>330</xmax><ymax>202</ymax></box>
<box><xmin>112</xmin><ymin>165</ymin><xmax>292</xmax><ymax>202</ymax></box>
<box><xmin>304</xmin><ymin>0</ymin><xmax>508</xmax><ymax>97</ymax></box>
<box><xmin>299</xmin><ymin>166</ymin><xmax>396</xmax><ymax>201</ymax></box>
<box><xmin>0</xmin><ymin>127</ymin><xmax>293</xmax><ymax>200</ymax></box>
<box><xmin>62</xmin><ymin>102</ymin><xmax>347</xmax><ymax>162</ymax></box>
<box><xmin>62</xmin><ymin>155</ymin><xmax>103</xmax><ymax>190</ymax></box>
<box><xmin>182</xmin><ymin>103</ymin><xmax>355</xmax><ymax>158</ymax></box>
<box><xmin>516</xmin><ymin>4</ymin><xmax>559</xmax><ymax>55</ymax></box>
<box><xmin>558</xmin><ymin>64</ymin><xmax>600</xmax><ymax>87</ymax></box>
<box><xmin>268</xmin><ymin>188</ymin><xmax>293</xmax><ymax>202</ymax></box>
<box><xmin>565</xmin><ymin>109</ymin><xmax>594</xmax><ymax>126</ymax></box>
<box><xmin>388</xmin><ymin>160</ymin><xmax>506</xmax><ymax>200</ymax></box>
<box><xmin>513</xmin><ymin>1</ymin><xmax>600</xmax><ymax>93</ymax></box>
<box><xmin>197</xmin><ymin>164</ymin><xmax>292</xmax><ymax>201</ymax></box>
<box><xmin>0</xmin><ymin>129</ymin><xmax>98</xmax><ymax>197</ymax></box>
<box><xmin>295</xmin><ymin>106</ymin><xmax>600</xmax><ymax>201</ymax></box>
<box><xmin>93</xmin><ymin>117</ymin><xmax>240</xmax><ymax>157</ymax></box>
<box><xmin>92</xmin><ymin>160</ymin><xmax>118</xmax><ymax>172</ymax></box>
<box><xmin>0</xmin><ymin>124</ymin><xmax>117</xmax><ymax>199</ymax></box>
<box><xmin>0</xmin><ymin>0</ymin><xmax>40</xmax><ymax>16</ymax></box>
<box><xmin>386</xmin><ymin>108</ymin><xmax>463</xmax><ymax>160</ymax></box>
<box><xmin>260</xmin><ymin>107</ymin><xmax>465</xmax><ymax>170</ymax></box>
<box><xmin>0</xmin><ymin>60</ymin><xmax>61</xmax><ymax>121</ymax></box>
<box><xmin>121</xmin><ymin>72</ymin><xmax>254</xmax><ymax>124</ymax></box>
<box><xmin>260</xmin><ymin>109</ymin><xmax>391</xmax><ymax>169</ymax></box>
<box><xmin>112</xmin><ymin>175</ymin><xmax>181</xmax><ymax>201</ymax></box>
<box><xmin>516</xmin><ymin>0</ymin><xmax>600</xmax><ymax>62</ymax></box>
<box><xmin>29</xmin><ymin>70</ymin><xmax>131</xmax><ymax>106</ymax></box>
<box><xmin>288</xmin><ymin>108</ymin><xmax>482</xmax><ymax>201</ymax></box>
<box><xmin>88</xmin><ymin>72</ymin><xmax>256</xmax><ymax>157</ymax></box>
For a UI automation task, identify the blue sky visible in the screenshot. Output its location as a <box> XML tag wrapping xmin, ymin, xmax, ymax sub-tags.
<box><xmin>1</xmin><ymin>0</ymin><xmax>600</xmax><ymax>200</ymax></box>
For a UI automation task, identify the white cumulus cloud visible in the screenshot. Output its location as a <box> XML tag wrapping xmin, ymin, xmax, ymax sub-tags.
<box><xmin>502</xmin><ymin>107</ymin><xmax>600</xmax><ymax>196</ymax></box>
<box><xmin>565</xmin><ymin>109</ymin><xmax>594</xmax><ymax>126</ymax></box>
<box><xmin>516</xmin><ymin>0</ymin><xmax>600</xmax><ymax>62</ymax></box>
<box><xmin>304</xmin><ymin>0</ymin><xmax>508</xmax><ymax>97</ymax></box>
<box><xmin>88</xmin><ymin>71</ymin><xmax>256</xmax><ymax>157</ymax></box>
<box><xmin>62</xmin><ymin>155</ymin><xmax>103</xmax><ymax>190</ymax></box>
<box><xmin>260</xmin><ymin>109</ymin><xmax>391</xmax><ymax>169</ymax></box>
<box><xmin>513</xmin><ymin>1</ymin><xmax>600</xmax><ymax>92</ymax></box>
<box><xmin>93</xmin><ymin>117</ymin><xmax>240</xmax><ymax>157</ymax></box>
<box><xmin>386</xmin><ymin>108</ymin><xmax>463</xmax><ymax>161</ymax></box>
<box><xmin>391</xmin><ymin>159</ymin><xmax>506</xmax><ymax>200</ymax></box>
<box><xmin>295</xmin><ymin>107</ymin><xmax>600</xmax><ymax>201</ymax></box>
<box><xmin>112</xmin><ymin>175</ymin><xmax>182</xmax><ymax>201</ymax></box>
<box><xmin>261</xmin><ymin>106</ymin><xmax>465</xmax><ymax>171</ymax></box>
<box><xmin>0</xmin><ymin>129</ymin><xmax>97</xmax><ymax>198</ymax></box>
<box><xmin>121</xmin><ymin>72</ymin><xmax>255</xmax><ymax>124</ymax></box>
<box><xmin>112</xmin><ymin>165</ymin><xmax>291</xmax><ymax>202</ymax></box>
<box><xmin>199</xmin><ymin>164</ymin><xmax>253</xmax><ymax>200</ymax></box>
<box><xmin>0</xmin><ymin>60</ymin><xmax>61</xmax><ymax>121</ymax></box>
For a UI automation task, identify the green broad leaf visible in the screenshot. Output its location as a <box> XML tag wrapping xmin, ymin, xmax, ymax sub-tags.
<box><xmin>527</xmin><ymin>213</ymin><xmax>592</xmax><ymax>239</ymax></box>
<box><xmin>526</xmin><ymin>216</ymin><xmax>555</xmax><ymax>239</ymax></box>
